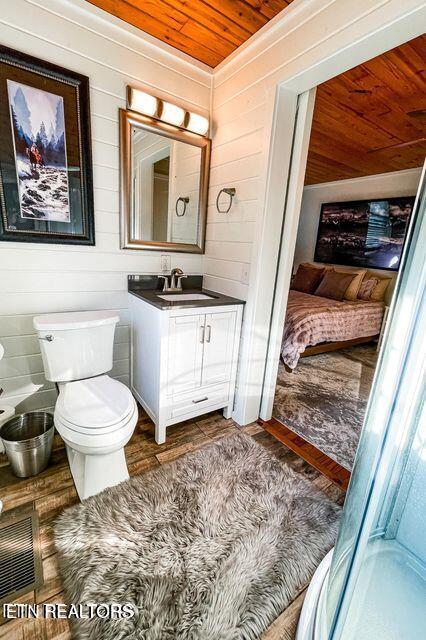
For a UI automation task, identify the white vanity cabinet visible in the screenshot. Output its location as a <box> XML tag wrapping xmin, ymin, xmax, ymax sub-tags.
<box><xmin>130</xmin><ymin>294</ymin><xmax>243</xmax><ymax>443</ymax></box>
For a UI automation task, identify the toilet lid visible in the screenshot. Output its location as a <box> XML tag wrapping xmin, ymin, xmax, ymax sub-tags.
<box><xmin>55</xmin><ymin>403</ymin><xmax>136</xmax><ymax>437</ymax></box>
<box><xmin>56</xmin><ymin>376</ymin><xmax>135</xmax><ymax>429</ymax></box>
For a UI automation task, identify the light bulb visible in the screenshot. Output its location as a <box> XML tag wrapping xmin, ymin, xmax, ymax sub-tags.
<box><xmin>186</xmin><ymin>112</ymin><xmax>209</xmax><ymax>135</ymax></box>
<box><xmin>161</xmin><ymin>101</ymin><xmax>185</xmax><ymax>126</ymax></box>
<box><xmin>129</xmin><ymin>88</ymin><xmax>158</xmax><ymax>117</ymax></box>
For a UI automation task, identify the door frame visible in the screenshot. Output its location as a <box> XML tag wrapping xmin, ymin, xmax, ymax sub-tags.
<box><xmin>260</xmin><ymin>88</ymin><xmax>316</xmax><ymax>419</ymax></box>
<box><xmin>232</xmin><ymin>10</ymin><xmax>426</xmax><ymax>425</ymax></box>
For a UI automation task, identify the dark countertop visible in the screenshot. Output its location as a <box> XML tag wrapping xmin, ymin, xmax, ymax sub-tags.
<box><xmin>128</xmin><ymin>275</ymin><xmax>245</xmax><ymax>310</ymax></box>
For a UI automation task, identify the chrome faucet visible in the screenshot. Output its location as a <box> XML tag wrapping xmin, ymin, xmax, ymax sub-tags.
<box><xmin>158</xmin><ymin>268</ymin><xmax>187</xmax><ymax>292</ymax></box>
<box><xmin>171</xmin><ymin>268</ymin><xmax>186</xmax><ymax>290</ymax></box>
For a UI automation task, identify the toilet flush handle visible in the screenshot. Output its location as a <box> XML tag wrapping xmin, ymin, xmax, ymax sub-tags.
<box><xmin>39</xmin><ymin>335</ymin><xmax>54</xmax><ymax>342</ymax></box>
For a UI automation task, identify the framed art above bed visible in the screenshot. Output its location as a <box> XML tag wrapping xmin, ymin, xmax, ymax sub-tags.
<box><xmin>314</xmin><ymin>196</ymin><xmax>415</xmax><ymax>271</ymax></box>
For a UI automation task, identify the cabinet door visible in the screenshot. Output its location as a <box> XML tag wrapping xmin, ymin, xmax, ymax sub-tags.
<box><xmin>202</xmin><ymin>311</ymin><xmax>236</xmax><ymax>387</ymax></box>
<box><xmin>167</xmin><ymin>314</ymin><xmax>204</xmax><ymax>394</ymax></box>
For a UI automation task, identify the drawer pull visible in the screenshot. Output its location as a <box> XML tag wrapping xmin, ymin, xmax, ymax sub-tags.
<box><xmin>205</xmin><ymin>325</ymin><xmax>211</xmax><ymax>343</ymax></box>
<box><xmin>200</xmin><ymin>326</ymin><xmax>205</xmax><ymax>343</ymax></box>
<box><xmin>192</xmin><ymin>396</ymin><xmax>208</xmax><ymax>404</ymax></box>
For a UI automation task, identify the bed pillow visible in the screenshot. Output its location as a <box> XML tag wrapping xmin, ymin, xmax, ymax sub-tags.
<box><xmin>370</xmin><ymin>275</ymin><xmax>392</xmax><ymax>301</ymax></box>
<box><xmin>300</xmin><ymin>262</ymin><xmax>325</xmax><ymax>271</ymax></box>
<box><xmin>302</xmin><ymin>263</ymin><xmax>365</xmax><ymax>300</ymax></box>
<box><xmin>358</xmin><ymin>275</ymin><xmax>380</xmax><ymax>300</ymax></box>
<box><xmin>357</xmin><ymin>271</ymin><xmax>392</xmax><ymax>301</ymax></box>
<box><xmin>330</xmin><ymin>267</ymin><xmax>367</xmax><ymax>300</ymax></box>
<box><xmin>314</xmin><ymin>269</ymin><xmax>357</xmax><ymax>301</ymax></box>
<box><xmin>291</xmin><ymin>264</ymin><xmax>325</xmax><ymax>294</ymax></box>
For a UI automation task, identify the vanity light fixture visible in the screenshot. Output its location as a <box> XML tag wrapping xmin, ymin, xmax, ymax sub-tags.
<box><xmin>127</xmin><ymin>87</ymin><xmax>209</xmax><ymax>136</ymax></box>
<box><xmin>161</xmin><ymin>101</ymin><xmax>186</xmax><ymax>127</ymax></box>
<box><xmin>186</xmin><ymin>112</ymin><xmax>209</xmax><ymax>135</ymax></box>
<box><xmin>128</xmin><ymin>87</ymin><xmax>158</xmax><ymax>117</ymax></box>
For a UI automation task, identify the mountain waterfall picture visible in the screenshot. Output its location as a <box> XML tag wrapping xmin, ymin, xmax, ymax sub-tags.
<box><xmin>0</xmin><ymin>45</ymin><xmax>94</xmax><ymax>245</ymax></box>
<box><xmin>7</xmin><ymin>80</ymin><xmax>70</xmax><ymax>222</ymax></box>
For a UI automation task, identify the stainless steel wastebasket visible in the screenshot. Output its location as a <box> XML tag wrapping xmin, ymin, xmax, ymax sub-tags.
<box><xmin>0</xmin><ymin>412</ymin><xmax>54</xmax><ymax>478</ymax></box>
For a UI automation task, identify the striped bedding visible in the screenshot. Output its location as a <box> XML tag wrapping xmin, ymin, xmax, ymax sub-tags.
<box><xmin>281</xmin><ymin>290</ymin><xmax>384</xmax><ymax>369</ymax></box>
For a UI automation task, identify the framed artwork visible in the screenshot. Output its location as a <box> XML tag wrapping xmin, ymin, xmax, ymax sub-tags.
<box><xmin>314</xmin><ymin>196</ymin><xmax>415</xmax><ymax>271</ymax></box>
<box><xmin>0</xmin><ymin>45</ymin><xmax>94</xmax><ymax>245</ymax></box>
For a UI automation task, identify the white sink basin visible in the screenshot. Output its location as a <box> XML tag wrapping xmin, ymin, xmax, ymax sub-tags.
<box><xmin>157</xmin><ymin>293</ymin><xmax>214</xmax><ymax>302</ymax></box>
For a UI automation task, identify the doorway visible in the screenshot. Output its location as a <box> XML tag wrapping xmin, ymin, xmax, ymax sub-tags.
<box><xmin>259</xmin><ymin>36</ymin><xmax>425</xmax><ymax>485</ymax></box>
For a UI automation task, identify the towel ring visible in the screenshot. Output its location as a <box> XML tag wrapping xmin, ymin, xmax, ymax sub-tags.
<box><xmin>216</xmin><ymin>188</ymin><xmax>236</xmax><ymax>214</ymax></box>
<box><xmin>175</xmin><ymin>196</ymin><xmax>189</xmax><ymax>217</ymax></box>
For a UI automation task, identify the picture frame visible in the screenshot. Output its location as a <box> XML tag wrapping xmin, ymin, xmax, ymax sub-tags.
<box><xmin>0</xmin><ymin>45</ymin><xmax>94</xmax><ymax>245</ymax></box>
<box><xmin>314</xmin><ymin>196</ymin><xmax>415</xmax><ymax>271</ymax></box>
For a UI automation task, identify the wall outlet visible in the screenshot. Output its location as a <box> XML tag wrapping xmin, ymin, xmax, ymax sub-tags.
<box><xmin>241</xmin><ymin>263</ymin><xmax>250</xmax><ymax>285</ymax></box>
<box><xmin>160</xmin><ymin>255</ymin><xmax>171</xmax><ymax>272</ymax></box>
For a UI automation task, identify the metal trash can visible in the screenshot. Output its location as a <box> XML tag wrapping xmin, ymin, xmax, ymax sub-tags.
<box><xmin>0</xmin><ymin>412</ymin><xmax>54</xmax><ymax>478</ymax></box>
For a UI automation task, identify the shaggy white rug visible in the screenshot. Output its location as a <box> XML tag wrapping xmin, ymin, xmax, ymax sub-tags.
<box><xmin>55</xmin><ymin>433</ymin><xmax>341</xmax><ymax>639</ymax></box>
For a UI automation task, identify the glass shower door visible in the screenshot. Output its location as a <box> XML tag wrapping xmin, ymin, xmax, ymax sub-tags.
<box><xmin>320</xmin><ymin>165</ymin><xmax>426</xmax><ymax>640</ymax></box>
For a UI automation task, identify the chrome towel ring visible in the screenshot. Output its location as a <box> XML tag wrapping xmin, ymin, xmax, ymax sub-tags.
<box><xmin>216</xmin><ymin>188</ymin><xmax>236</xmax><ymax>213</ymax></box>
<box><xmin>175</xmin><ymin>196</ymin><xmax>189</xmax><ymax>217</ymax></box>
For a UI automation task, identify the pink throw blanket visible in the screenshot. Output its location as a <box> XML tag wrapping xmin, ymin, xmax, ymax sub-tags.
<box><xmin>281</xmin><ymin>290</ymin><xmax>384</xmax><ymax>369</ymax></box>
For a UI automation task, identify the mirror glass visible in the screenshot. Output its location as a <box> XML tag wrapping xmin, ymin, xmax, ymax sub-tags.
<box><xmin>131</xmin><ymin>126</ymin><xmax>202</xmax><ymax>246</ymax></box>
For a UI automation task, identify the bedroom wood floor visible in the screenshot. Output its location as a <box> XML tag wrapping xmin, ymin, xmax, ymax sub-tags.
<box><xmin>0</xmin><ymin>408</ymin><xmax>344</xmax><ymax>640</ymax></box>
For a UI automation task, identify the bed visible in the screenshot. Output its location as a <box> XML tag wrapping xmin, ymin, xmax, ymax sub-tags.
<box><xmin>281</xmin><ymin>290</ymin><xmax>384</xmax><ymax>370</ymax></box>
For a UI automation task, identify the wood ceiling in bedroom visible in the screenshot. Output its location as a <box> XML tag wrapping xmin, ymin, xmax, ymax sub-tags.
<box><xmin>86</xmin><ymin>0</ymin><xmax>295</xmax><ymax>67</ymax></box>
<box><xmin>305</xmin><ymin>35</ymin><xmax>426</xmax><ymax>185</ymax></box>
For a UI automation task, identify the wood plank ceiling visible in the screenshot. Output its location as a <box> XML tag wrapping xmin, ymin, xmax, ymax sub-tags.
<box><xmin>305</xmin><ymin>35</ymin><xmax>426</xmax><ymax>185</ymax></box>
<box><xmin>86</xmin><ymin>0</ymin><xmax>295</xmax><ymax>67</ymax></box>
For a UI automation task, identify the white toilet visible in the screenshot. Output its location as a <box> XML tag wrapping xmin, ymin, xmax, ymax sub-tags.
<box><xmin>33</xmin><ymin>311</ymin><xmax>137</xmax><ymax>500</ymax></box>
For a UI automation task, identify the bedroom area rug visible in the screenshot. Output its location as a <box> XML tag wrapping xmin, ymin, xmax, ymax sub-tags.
<box><xmin>54</xmin><ymin>432</ymin><xmax>341</xmax><ymax>640</ymax></box>
<box><xmin>273</xmin><ymin>344</ymin><xmax>378</xmax><ymax>470</ymax></box>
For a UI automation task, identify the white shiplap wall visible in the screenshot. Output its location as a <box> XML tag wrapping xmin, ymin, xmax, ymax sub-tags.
<box><xmin>205</xmin><ymin>0</ymin><xmax>426</xmax><ymax>423</ymax></box>
<box><xmin>0</xmin><ymin>0</ymin><xmax>211</xmax><ymax>412</ymax></box>
<box><xmin>1</xmin><ymin>0</ymin><xmax>424</xmax><ymax>422</ymax></box>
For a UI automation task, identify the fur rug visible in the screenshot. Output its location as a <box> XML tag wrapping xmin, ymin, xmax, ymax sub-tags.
<box><xmin>54</xmin><ymin>433</ymin><xmax>341</xmax><ymax>639</ymax></box>
<box><xmin>274</xmin><ymin>345</ymin><xmax>377</xmax><ymax>470</ymax></box>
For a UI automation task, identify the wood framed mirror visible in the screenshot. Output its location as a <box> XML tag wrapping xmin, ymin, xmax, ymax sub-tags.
<box><xmin>119</xmin><ymin>108</ymin><xmax>211</xmax><ymax>253</ymax></box>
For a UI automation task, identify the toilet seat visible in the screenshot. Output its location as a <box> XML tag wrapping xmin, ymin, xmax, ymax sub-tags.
<box><xmin>56</xmin><ymin>375</ymin><xmax>135</xmax><ymax>431</ymax></box>
<box><xmin>55</xmin><ymin>403</ymin><xmax>137</xmax><ymax>439</ymax></box>
<box><xmin>54</xmin><ymin>375</ymin><xmax>138</xmax><ymax>454</ymax></box>
<box><xmin>55</xmin><ymin>408</ymin><xmax>137</xmax><ymax>453</ymax></box>
<box><xmin>55</xmin><ymin>410</ymin><xmax>134</xmax><ymax>436</ymax></box>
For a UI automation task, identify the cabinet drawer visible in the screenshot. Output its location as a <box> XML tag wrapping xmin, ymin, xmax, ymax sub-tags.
<box><xmin>171</xmin><ymin>384</ymin><xmax>230</xmax><ymax>419</ymax></box>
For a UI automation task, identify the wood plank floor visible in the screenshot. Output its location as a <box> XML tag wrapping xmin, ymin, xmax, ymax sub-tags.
<box><xmin>0</xmin><ymin>408</ymin><xmax>344</xmax><ymax>640</ymax></box>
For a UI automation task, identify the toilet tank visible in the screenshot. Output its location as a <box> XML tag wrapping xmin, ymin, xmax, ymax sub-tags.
<box><xmin>33</xmin><ymin>311</ymin><xmax>120</xmax><ymax>382</ymax></box>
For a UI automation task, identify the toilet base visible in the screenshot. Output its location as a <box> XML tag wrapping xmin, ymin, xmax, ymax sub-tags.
<box><xmin>66</xmin><ymin>445</ymin><xmax>129</xmax><ymax>500</ymax></box>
